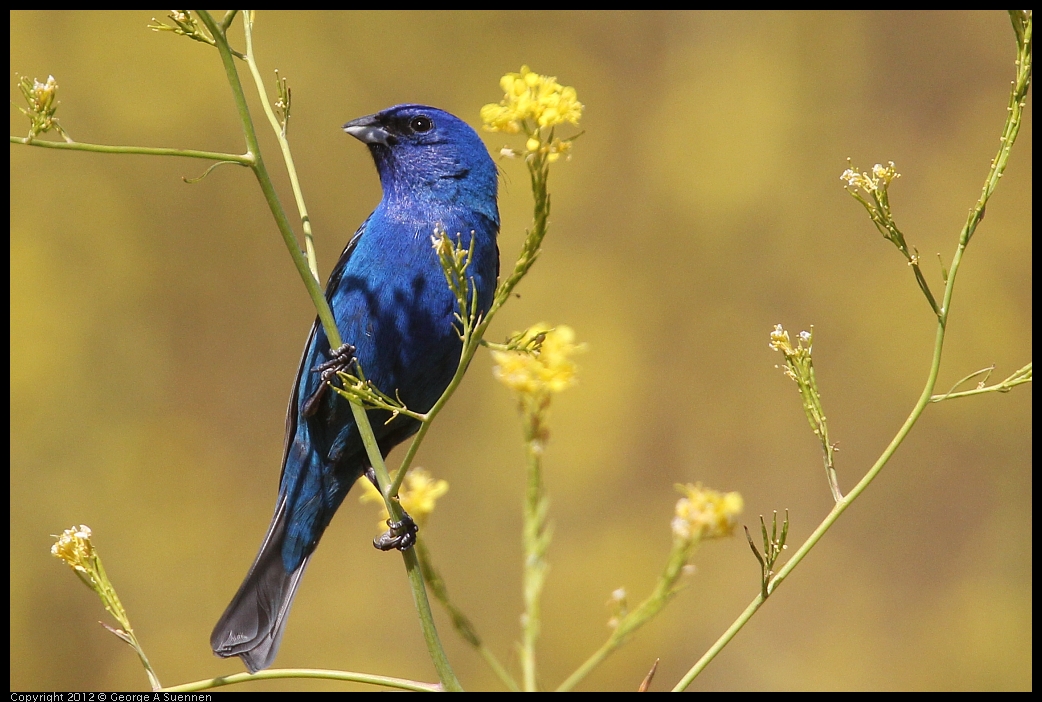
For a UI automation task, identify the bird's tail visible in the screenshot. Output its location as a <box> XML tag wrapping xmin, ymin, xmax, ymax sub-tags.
<box><xmin>210</xmin><ymin>498</ymin><xmax>308</xmax><ymax>673</ymax></box>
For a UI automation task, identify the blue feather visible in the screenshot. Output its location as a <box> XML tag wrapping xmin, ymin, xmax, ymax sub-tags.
<box><xmin>211</xmin><ymin>105</ymin><xmax>499</xmax><ymax>672</ymax></box>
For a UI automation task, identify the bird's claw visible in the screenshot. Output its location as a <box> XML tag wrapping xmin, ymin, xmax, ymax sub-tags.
<box><xmin>374</xmin><ymin>514</ymin><xmax>418</xmax><ymax>552</ymax></box>
<box><xmin>364</xmin><ymin>467</ymin><xmax>418</xmax><ymax>551</ymax></box>
<box><xmin>313</xmin><ymin>343</ymin><xmax>358</xmax><ymax>377</ymax></box>
<box><xmin>301</xmin><ymin>343</ymin><xmax>357</xmax><ymax>418</ymax></box>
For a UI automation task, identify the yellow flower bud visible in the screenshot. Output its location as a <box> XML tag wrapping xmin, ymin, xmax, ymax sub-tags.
<box><xmin>482</xmin><ymin>66</ymin><xmax>583</xmax><ymax>134</ymax></box>
<box><xmin>359</xmin><ymin>468</ymin><xmax>449</xmax><ymax>531</ymax></box>
<box><xmin>671</xmin><ymin>484</ymin><xmax>743</xmax><ymax>542</ymax></box>
<box><xmin>491</xmin><ymin>324</ymin><xmax>584</xmax><ymax>398</ymax></box>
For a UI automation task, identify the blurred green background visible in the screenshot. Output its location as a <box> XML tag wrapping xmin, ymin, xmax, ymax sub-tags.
<box><xmin>10</xmin><ymin>11</ymin><xmax>1031</xmax><ymax>691</ymax></box>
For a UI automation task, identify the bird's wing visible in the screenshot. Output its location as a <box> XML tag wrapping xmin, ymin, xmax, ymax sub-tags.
<box><xmin>277</xmin><ymin>214</ymin><xmax>372</xmax><ymax>485</ymax></box>
<box><xmin>323</xmin><ymin>213</ymin><xmax>372</xmax><ymax>300</ymax></box>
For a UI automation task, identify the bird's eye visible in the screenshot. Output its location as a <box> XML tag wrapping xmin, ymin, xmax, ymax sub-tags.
<box><xmin>410</xmin><ymin>116</ymin><xmax>433</xmax><ymax>133</ymax></box>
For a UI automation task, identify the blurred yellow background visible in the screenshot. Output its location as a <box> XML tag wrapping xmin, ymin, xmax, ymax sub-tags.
<box><xmin>10</xmin><ymin>11</ymin><xmax>1031</xmax><ymax>691</ymax></box>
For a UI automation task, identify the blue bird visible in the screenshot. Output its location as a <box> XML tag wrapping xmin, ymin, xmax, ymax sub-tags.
<box><xmin>210</xmin><ymin>104</ymin><xmax>500</xmax><ymax>673</ymax></box>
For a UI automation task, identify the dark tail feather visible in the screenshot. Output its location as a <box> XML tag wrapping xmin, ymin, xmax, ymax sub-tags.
<box><xmin>211</xmin><ymin>498</ymin><xmax>309</xmax><ymax>673</ymax></box>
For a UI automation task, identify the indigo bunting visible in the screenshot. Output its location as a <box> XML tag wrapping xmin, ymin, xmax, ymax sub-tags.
<box><xmin>210</xmin><ymin>104</ymin><xmax>500</xmax><ymax>673</ymax></box>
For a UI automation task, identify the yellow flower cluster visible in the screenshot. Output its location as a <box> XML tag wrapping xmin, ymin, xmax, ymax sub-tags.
<box><xmin>26</xmin><ymin>75</ymin><xmax>58</xmax><ymax>114</ymax></box>
<box><xmin>840</xmin><ymin>160</ymin><xmax>899</xmax><ymax>194</ymax></box>
<box><xmin>481</xmin><ymin>65</ymin><xmax>583</xmax><ymax>135</ymax></box>
<box><xmin>51</xmin><ymin>524</ymin><xmax>95</xmax><ymax>575</ymax></box>
<box><xmin>768</xmin><ymin>323</ymin><xmax>814</xmax><ymax>381</ymax></box>
<box><xmin>671</xmin><ymin>484</ymin><xmax>743</xmax><ymax>542</ymax></box>
<box><xmin>360</xmin><ymin>467</ymin><xmax>449</xmax><ymax>532</ymax></box>
<box><xmin>768</xmin><ymin>323</ymin><xmax>811</xmax><ymax>355</ymax></box>
<box><xmin>17</xmin><ymin>74</ymin><xmax>64</xmax><ymax>139</ymax></box>
<box><xmin>768</xmin><ymin>323</ymin><xmax>789</xmax><ymax>351</ymax></box>
<box><xmin>491</xmin><ymin>324</ymin><xmax>584</xmax><ymax>397</ymax></box>
<box><xmin>50</xmin><ymin>523</ymin><xmax>129</xmax><ymax>624</ymax></box>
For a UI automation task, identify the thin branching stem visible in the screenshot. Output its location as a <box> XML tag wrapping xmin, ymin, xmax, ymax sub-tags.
<box><xmin>241</xmin><ymin>12</ymin><xmax>320</xmax><ymax>283</ymax></box>
<box><xmin>674</xmin><ymin>11</ymin><xmax>1031</xmax><ymax>690</ymax></box>
<box><xmin>930</xmin><ymin>363</ymin><xmax>1032</xmax><ymax>402</ymax></box>
<box><xmin>413</xmin><ymin>541</ymin><xmax>521</xmax><ymax>691</ymax></box>
<box><xmin>8</xmin><ymin>135</ymin><xmax>253</xmax><ymax>163</ymax></box>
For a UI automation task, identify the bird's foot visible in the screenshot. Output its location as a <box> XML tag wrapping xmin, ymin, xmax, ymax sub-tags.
<box><xmin>301</xmin><ymin>343</ymin><xmax>357</xmax><ymax>418</ymax></box>
<box><xmin>374</xmin><ymin>514</ymin><xmax>418</xmax><ymax>552</ymax></box>
<box><xmin>365</xmin><ymin>467</ymin><xmax>419</xmax><ymax>551</ymax></box>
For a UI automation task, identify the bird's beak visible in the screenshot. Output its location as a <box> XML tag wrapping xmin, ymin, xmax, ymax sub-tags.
<box><xmin>343</xmin><ymin>114</ymin><xmax>393</xmax><ymax>145</ymax></box>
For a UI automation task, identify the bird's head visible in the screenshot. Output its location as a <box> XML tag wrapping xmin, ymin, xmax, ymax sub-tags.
<box><xmin>344</xmin><ymin>104</ymin><xmax>498</xmax><ymax>225</ymax></box>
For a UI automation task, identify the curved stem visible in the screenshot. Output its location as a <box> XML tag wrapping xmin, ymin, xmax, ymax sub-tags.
<box><xmin>675</xmin><ymin>220</ymin><xmax>956</xmax><ymax>692</ymax></box>
<box><xmin>675</xmin><ymin>12</ymin><xmax>1031</xmax><ymax>690</ymax></box>
<box><xmin>162</xmin><ymin>667</ymin><xmax>440</xmax><ymax>692</ymax></box>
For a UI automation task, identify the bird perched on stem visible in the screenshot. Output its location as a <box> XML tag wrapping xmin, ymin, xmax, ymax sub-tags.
<box><xmin>211</xmin><ymin>104</ymin><xmax>500</xmax><ymax>673</ymax></box>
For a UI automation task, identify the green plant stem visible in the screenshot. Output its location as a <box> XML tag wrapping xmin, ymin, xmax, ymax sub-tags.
<box><xmin>197</xmin><ymin>11</ymin><xmax>461</xmax><ymax>690</ymax></box>
<box><xmin>14</xmin><ymin>10</ymin><xmax>474</xmax><ymax>691</ymax></box>
<box><xmin>241</xmin><ymin>12</ymin><xmax>320</xmax><ymax>282</ymax></box>
<box><xmin>8</xmin><ymin>135</ymin><xmax>252</xmax><ymax>163</ymax></box>
<box><xmin>520</xmin><ymin>446</ymin><xmax>541</xmax><ymax>692</ymax></box>
<box><xmin>804</xmin><ymin>357</ymin><xmax>841</xmax><ymax>502</ymax></box>
<box><xmin>490</xmin><ymin>152</ymin><xmax>551</xmax><ymax>320</ymax></box>
<box><xmin>404</xmin><ymin>541</ymin><xmax>463</xmax><ymax>691</ymax></box>
<box><xmin>479</xmin><ymin>643</ymin><xmax>522</xmax><ymax>692</ymax></box>
<box><xmin>676</xmin><ymin>326</ymin><xmax>948</xmax><ymax>690</ymax></box>
<box><xmin>384</xmin><ymin>155</ymin><xmax>555</xmax><ymax>682</ymax></box>
<box><xmin>392</xmin><ymin>154</ymin><xmax>552</xmax><ymax>497</ymax></box>
<box><xmin>194</xmin><ymin>12</ymin><xmax>335</xmax><ymax>349</ymax></box>
<box><xmin>930</xmin><ymin>362</ymin><xmax>1032</xmax><ymax>401</ymax></box>
<box><xmin>162</xmin><ymin>668</ymin><xmax>440</xmax><ymax>692</ymax></box>
<box><xmin>390</xmin><ymin>307</ymin><xmax>487</xmax><ymax>497</ymax></box>
<box><xmin>88</xmin><ymin>554</ymin><xmax>162</xmax><ymax>690</ymax></box>
<box><xmin>414</xmin><ymin>540</ymin><xmax>521</xmax><ymax>691</ymax></box>
<box><xmin>909</xmin><ymin>259</ymin><xmax>942</xmax><ymax>320</ymax></box>
<box><xmin>118</xmin><ymin>627</ymin><xmax>162</xmax><ymax>691</ymax></box>
<box><xmin>348</xmin><ymin>401</ymin><xmax>463</xmax><ymax>691</ymax></box>
<box><xmin>520</xmin><ymin>405</ymin><xmax>551</xmax><ymax>692</ymax></box>
<box><xmin>557</xmin><ymin>539</ymin><xmax>692</xmax><ymax>692</ymax></box>
<box><xmin>674</xmin><ymin>13</ymin><xmax>1030</xmax><ymax>690</ymax></box>
<box><xmin>558</xmin><ymin>635</ymin><xmax>618</xmax><ymax>692</ymax></box>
